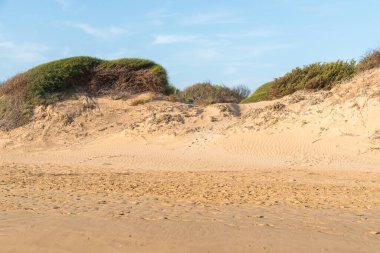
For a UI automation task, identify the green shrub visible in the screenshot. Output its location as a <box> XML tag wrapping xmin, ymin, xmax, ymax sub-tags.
<box><xmin>26</xmin><ymin>56</ymin><xmax>103</xmax><ymax>104</ymax></box>
<box><xmin>357</xmin><ymin>49</ymin><xmax>380</xmax><ymax>72</ymax></box>
<box><xmin>18</xmin><ymin>57</ymin><xmax>169</xmax><ymax>105</ymax></box>
<box><xmin>271</xmin><ymin>60</ymin><xmax>356</xmax><ymax>98</ymax></box>
<box><xmin>241</xmin><ymin>81</ymin><xmax>273</xmax><ymax>103</ymax></box>
<box><xmin>242</xmin><ymin>60</ymin><xmax>356</xmax><ymax>104</ymax></box>
<box><xmin>164</xmin><ymin>85</ymin><xmax>178</xmax><ymax>95</ymax></box>
<box><xmin>151</xmin><ymin>65</ymin><xmax>169</xmax><ymax>89</ymax></box>
<box><xmin>179</xmin><ymin>82</ymin><xmax>249</xmax><ymax>105</ymax></box>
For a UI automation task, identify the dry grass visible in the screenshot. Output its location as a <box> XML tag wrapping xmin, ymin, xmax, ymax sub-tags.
<box><xmin>0</xmin><ymin>73</ymin><xmax>28</xmax><ymax>98</ymax></box>
<box><xmin>178</xmin><ymin>82</ymin><xmax>250</xmax><ymax>105</ymax></box>
<box><xmin>129</xmin><ymin>98</ymin><xmax>153</xmax><ymax>106</ymax></box>
<box><xmin>0</xmin><ymin>73</ymin><xmax>31</xmax><ymax>130</ymax></box>
<box><xmin>357</xmin><ymin>49</ymin><xmax>380</xmax><ymax>72</ymax></box>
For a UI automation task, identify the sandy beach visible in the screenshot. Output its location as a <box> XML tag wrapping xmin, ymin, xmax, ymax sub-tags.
<box><xmin>1</xmin><ymin>69</ymin><xmax>380</xmax><ymax>252</ymax></box>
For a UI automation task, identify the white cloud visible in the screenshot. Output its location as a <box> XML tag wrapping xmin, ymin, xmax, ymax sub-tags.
<box><xmin>67</xmin><ymin>22</ymin><xmax>126</xmax><ymax>39</ymax></box>
<box><xmin>153</xmin><ymin>35</ymin><xmax>199</xmax><ymax>45</ymax></box>
<box><xmin>0</xmin><ymin>41</ymin><xmax>13</xmax><ymax>48</ymax></box>
<box><xmin>0</xmin><ymin>38</ymin><xmax>49</xmax><ymax>79</ymax></box>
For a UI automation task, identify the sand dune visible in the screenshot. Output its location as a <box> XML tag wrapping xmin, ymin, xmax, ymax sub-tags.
<box><xmin>1</xmin><ymin>69</ymin><xmax>380</xmax><ymax>252</ymax></box>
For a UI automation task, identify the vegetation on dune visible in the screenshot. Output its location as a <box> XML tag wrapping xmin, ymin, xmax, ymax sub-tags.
<box><xmin>243</xmin><ymin>60</ymin><xmax>357</xmax><ymax>103</ymax></box>
<box><xmin>97</xmin><ymin>58</ymin><xmax>169</xmax><ymax>92</ymax></box>
<box><xmin>0</xmin><ymin>56</ymin><xmax>169</xmax><ymax>130</ymax></box>
<box><xmin>241</xmin><ymin>81</ymin><xmax>273</xmax><ymax>103</ymax></box>
<box><xmin>0</xmin><ymin>73</ymin><xmax>31</xmax><ymax>130</ymax></box>
<box><xmin>2</xmin><ymin>48</ymin><xmax>380</xmax><ymax>129</ymax></box>
<box><xmin>163</xmin><ymin>84</ymin><xmax>179</xmax><ymax>96</ymax></box>
<box><xmin>357</xmin><ymin>49</ymin><xmax>380</xmax><ymax>72</ymax></box>
<box><xmin>244</xmin><ymin>49</ymin><xmax>380</xmax><ymax>104</ymax></box>
<box><xmin>270</xmin><ymin>60</ymin><xmax>356</xmax><ymax>98</ymax></box>
<box><xmin>23</xmin><ymin>56</ymin><xmax>168</xmax><ymax>105</ymax></box>
<box><xmin>27</xmin><ymin>56</ymin><xmax>103</xmax><ymax>104</ymax></box>
<box><xmin>99</xmin><ymin>58</ymin><xmax>156</xmax><ymax>69</ymax></box>
<box><xmin>178</xmin><ymin>82</ymin><xmax>250</xmax><ymax>105</ymax></box>
<box><xmin>0</xmin><ymin>99</ymin><xmax>6</xmax><ymax>118</ymax></box>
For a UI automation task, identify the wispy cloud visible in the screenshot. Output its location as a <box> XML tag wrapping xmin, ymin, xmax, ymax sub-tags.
<box><xmin>216</xmin><ymin>30</ymin><xmax>282</xmax><ymax>39</ymax></box>
<box><xmin>146</xmin><ymin>8</ymin><xmax>177</xmax><ymax>26</ymax></box>
<box><xmin>67</xmin><ymin>22</ymin><xmax>126</xmax><ymax>39</ymax></box>
<box><xmin>190</xmin><ymin>47</ymin><xmax>223</xmax><ymax>60</ymax></box>
<box><xmin>183</xmin><ymin>11</ymin><xmax>246</xmax><ymax>25</ymax></box>
<box><xmin>105</xmin><ymin>47</ymin><xmax>132</xmax><ymax>59</ymax></box>
<box><xmin>153</xmin><ymin>35</ymin><xmax>200</xmax><ymax>45</ymax></box>
<box><xmin>0</xmin><ymin>39</ymin><xmax>49</xmax><ymax>62</ymax></box>
<box><xmin>240</xmin><ymin>43</ymin><xmax>292</xmax><ymax>59</ymax></box>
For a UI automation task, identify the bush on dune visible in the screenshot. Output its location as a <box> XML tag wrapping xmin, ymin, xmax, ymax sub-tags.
<box><xmin>243</xmin><ymin>60</ymin><xmax>356</xmax><ymax>103</ymax></box>
<box><xmin>241</xmin><ymin>81</ymin><xmax>273</xmax><ymax>103</ymax></box>
<box><xmin>243</xmin><ymin>48</ymin><xmax>380</xmax><ymax>104</ymax></box>
<box><xmin>27</xmin><ymin>57</ymin><xmax>103</xmax><ymax>104</ymax></box>
<box><xmin>0</xmin><ymin>73</ymin><xmax>31</xmax><ymax>130</ymax></box>
<box><xmin>0</xmin><ymin>56</ymin><xmax>169</xmax><ymax>130</ymax></box>
<box><xmin>270</xmin><ymin>60</ymin><xmax>356</xmax><ymax>98</ymax></box>
<box><xmin>357</xmin><ymin>49</ymin><xmax>380</xmax><ymax>72</ymax></box>
<box><xmin>90</xmin><ymin>59</ymin><xmax>168</xmax><ymax>96</ymax></box>
<box><xmin>163</xmin><ymin>85</ymin><xmax>179</xmax><ymax>96</ymax></box>
<box><xmin>178</xmin><ymin>82</ymin><xmax>250</xmax><ymax>105</ymax></box>
<box><xmin>24</xmin><ymin>57</ymin><xmax>168</xmax><ymax>105</ymax></box>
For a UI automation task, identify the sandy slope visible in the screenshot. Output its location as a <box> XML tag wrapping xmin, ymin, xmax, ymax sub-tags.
<box><xmin>1</xmin><ymin>69</ymin><xmax>380</xmax><ymax>252</ymax></box>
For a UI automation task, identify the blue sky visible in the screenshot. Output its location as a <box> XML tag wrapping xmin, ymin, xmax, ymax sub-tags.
<box><xmin>0</xmin><ymin>0</ymin><xmax>379</xmax><ymax>91</ymax></box>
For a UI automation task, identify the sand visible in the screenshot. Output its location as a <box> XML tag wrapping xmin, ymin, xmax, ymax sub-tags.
<box><xmin>1</xmin><ymin>69</ymin><xmax>380</xmax><ymax>252</ymax></box>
